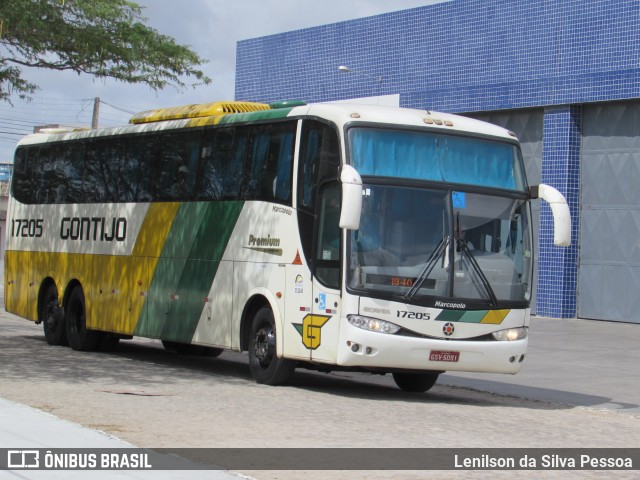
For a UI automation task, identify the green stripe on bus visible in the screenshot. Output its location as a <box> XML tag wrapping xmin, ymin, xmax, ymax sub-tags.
<box><xmin>457</xmin><ymin>310</ymin><xmax>488</xmax><ymax>323</ymax></box>
<box><xmin>161</xmin><ymin>201</ymin><xmax>245</xmax><ymax>341</ymax></box>
<box><xmin>135</xmin><ymin>201</ymin><xmax>244</xmax><ymax>341</ymax></box>
<box><xmin>435</xmin><ymin>310</ymin><xmax>466</xmax><ymax>322</ymax></box>
<box><xmin>435</xmin><ymin>310</ymin><xmax>505</xmax><ymax>324</ymax></box>
<box><xmin>217</xmin><ymin>108</ymin><xmax>294</xmax><ymax>124</ymax></box>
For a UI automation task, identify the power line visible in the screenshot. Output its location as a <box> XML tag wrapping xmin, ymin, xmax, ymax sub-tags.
<box><xmin>0</xmin><ymin>124</ymin><xmax>31</xmax><ymax>132</ymax></box>
<box><xmin>98</xmin><ymin>99</ymin><xmax>137</xmax><ymax>115</ymax></box>
<box><xmin>0</xmin><ymin>116</ymin><xmax>43</xmax><ymax>126</ymax></box>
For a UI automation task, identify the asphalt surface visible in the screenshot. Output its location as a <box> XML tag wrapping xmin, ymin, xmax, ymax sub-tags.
<box><xmin>442</xmin><ymin>315</ymin><xmax>640</xmax><ymax>416</ymax></box>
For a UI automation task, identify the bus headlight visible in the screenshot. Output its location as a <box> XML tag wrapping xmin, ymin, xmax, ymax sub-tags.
<box><xmin>348</xmin><ymin>315</ymin><xmax>401</xmax><ymax>334</ymax></box>
<box><xmin>492</xmin><ymin>327</ymin><xmax>528</xmax><ymax>341</ymax></box>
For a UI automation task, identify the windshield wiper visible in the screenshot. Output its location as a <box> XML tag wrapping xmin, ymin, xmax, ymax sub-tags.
<box><xmin>404</xmin><ymin>237</ymin><xmax>448</xmax><ymax>301</ymax></box>
<box><xmin>457</xmin><ymin>238</ymin><xmax>498</xmax><ymax>306</ymax></box>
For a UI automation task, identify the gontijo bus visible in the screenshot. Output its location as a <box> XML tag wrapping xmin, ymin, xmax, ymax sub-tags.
<box><xmin>5</xmin><ymin>100</ymin><xmax>570</xmax><ymax>392</ymax></box>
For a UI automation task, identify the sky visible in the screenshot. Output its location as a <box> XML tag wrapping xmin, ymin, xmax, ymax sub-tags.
<box><xmin>0</xmin><ymin>0</ymin><xmax>448</xmax><ymax>161</ymax></box>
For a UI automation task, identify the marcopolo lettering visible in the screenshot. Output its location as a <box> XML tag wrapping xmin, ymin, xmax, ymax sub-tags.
<box><xmin>60</xmin><ymin>217</ymin><xmax>127</xmax><ymax>242</ymax></box>
<box><xmin>435</xmin><ymin>300</ymin><xmax>467</xmax><ymax>309</ymax></box>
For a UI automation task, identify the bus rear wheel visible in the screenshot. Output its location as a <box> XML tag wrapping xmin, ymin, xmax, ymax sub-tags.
<box><xmin>40</xmin><ymin>283</ymin><xmax>66</xmax><ymax>346</ymax></box>
<box><xmin>65</xmin><ymin>286</ymin><xmax>102</xmax><ymax>351</ymax></box>
<box><xmin>248</xmin><ymin>306</ymin><xmax>295</xmax><ymax>385</ymax></box>
<box><xmin>392</xmin><ymin>372</ymin><xmax>440</xmax><ymax>393</ymax></box>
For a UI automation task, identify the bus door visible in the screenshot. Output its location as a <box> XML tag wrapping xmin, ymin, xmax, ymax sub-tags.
<box><xmin>284</xmin><ymin>258</ymin><xmax>313</xmax><ymax>362</ymax></box>
<box><xmin>309</xmin><ymin>183</ymin><xmax>342</xmax><ymax>364</ymax></box>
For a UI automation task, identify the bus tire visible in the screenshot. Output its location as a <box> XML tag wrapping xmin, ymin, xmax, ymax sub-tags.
<box><xmin>65</xmin><ymin>286</ymin><xmax>101</xmax><ymax>351</ymax></box>
<box><xmin>392</xmin><ymin>372</ymin><xmax>439</xmax><ymax>393</ymax></box>
<box><xmin>40</xmin><ymin>283</ymin><xmax>66</xmax><ymax>346</ymax></box>
<box><xmin>248</xmin><ymin>306</ymin><xmax>295</xmax><ymax>385</ymax></box>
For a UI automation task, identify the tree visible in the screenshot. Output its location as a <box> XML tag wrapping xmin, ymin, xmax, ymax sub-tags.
<box><xmin>0</xmin><ymin>0</ymin><xmax>211</xmax><ymax>102</ymax></box>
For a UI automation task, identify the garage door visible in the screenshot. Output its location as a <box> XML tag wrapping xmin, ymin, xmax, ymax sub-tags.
<box><xmin>579</xmin><ymin>102</ymin><xmax>640</xmax><ymax>323</ymax></box>
<box><xmin>466</xmin><ymin>109</ymin><xmax>543</xmax><ymax>314</ymax></box>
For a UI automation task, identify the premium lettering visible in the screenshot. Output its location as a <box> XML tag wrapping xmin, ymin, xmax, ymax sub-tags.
<box><xmin>248</xmin><ymin>234</ymin><xmax>280</xmax><ymax>247</ymax></box>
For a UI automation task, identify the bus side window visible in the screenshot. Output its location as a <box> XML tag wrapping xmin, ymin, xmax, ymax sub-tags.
<box><xmin>79</xmin><ymin>140</ymin><xmax>117</xmax><ymax>203</ymax></box>
<box><xmin>84</xmin><ymin>141</ymin><xmax>106</xmax><ymax>202</ymax></box>
<box><xmin>226</xmin><ymin>128</ymin><xmax>248</xmax><ymax>198</ymax></box>
<box><xmin>298</xmin><ymin>121</ymin><xmax>340</xmax><ymax>212</ymax></box>
<box><xmin>154</xmin><ymin>133</ymin><xmax>184</xmax><ymax>201</ymax></box>
<box><xmin>168</xmin><ymin>131</ymin><xmax>200</xmax><ymax>201</ymax></box>
<box><xmin>243</xmin><ymin>122</ymin><xmax>296</xmax><ymax>202</ymax></box>
<box><xmin>49</xmin><ymin>145</ymin><xmax>71</xmax><ymax>203</ymax></box>
<box><xmin>199</xmin><ymin>126</ymin><xmax>246</xmax><ymax>200</ymax></box>
<box><xmin>63</xmin><ymin>143</ymin><xmax>86</xmax><ymax>203</ymax></box>
<box><xmin>33</xmin><ymin>147</ymin><xmax>53</xmax><ymax>204</ymax></box>
<box><xmin>123</xmin><ymin>135</ymin><xmax>154</xmax><ymax>202</ymax></box>
<box><xmin>11</xmin><ymin>148</ymin><xmax>33</xmax><ymax>203</ymax></box>
<box><xmin>99</xmin><ymin>143</ymin><xmax>120</xmax><ymax>202</ymax></box>
<box><xmin>272</xmin><ymin>129</ymin><xmax>294</xmax><ymax>201</ymax></box>
<box><xmin>315</xmin><ymin>183</ymin><xmax>341</xmax><ymax>288</ymax></box>
<box><xmin>297</xmin><ymin>120</ymin><xmax>341</xmax><ymax>270</ymax></box>
<box><xmin>244</xmin><ymin>127</ymin><xmax>269</xmax><ymax>200</ymax></box>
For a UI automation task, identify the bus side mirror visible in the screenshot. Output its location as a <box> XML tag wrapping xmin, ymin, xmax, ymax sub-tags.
<box><xmin>530</xmin><ymin>184</ymin><xmax>571</xmax><ymax>247</ymax></box>
<box><xmin>339</xmin><ymin>165</ymin><xmax>362</xmax><ymax>230</ymax></box>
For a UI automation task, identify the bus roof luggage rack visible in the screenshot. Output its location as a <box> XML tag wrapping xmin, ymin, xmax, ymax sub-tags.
<box><xmin>129</xmin><ymin>101</ymin><xmax>271</xmax><ymax>124</ymax></box>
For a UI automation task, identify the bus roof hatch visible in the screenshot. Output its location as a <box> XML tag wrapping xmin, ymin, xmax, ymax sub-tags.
<box><xmin>129</xmin><ymin>101</ymin><xmax>271</xmax><ymax>124</ymax></box>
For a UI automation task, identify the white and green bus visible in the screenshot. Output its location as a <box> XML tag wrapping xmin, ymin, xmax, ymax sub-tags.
<box><xmin>5</xmin><ymin>100</ymin><xmax>570</xmax><ymax>392</ymax></box>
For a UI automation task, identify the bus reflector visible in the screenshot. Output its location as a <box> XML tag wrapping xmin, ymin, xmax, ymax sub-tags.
<box><xmin>129</xmin><ymin>101</ymin><xmax>271</xmax><ymax>124</ymax></box>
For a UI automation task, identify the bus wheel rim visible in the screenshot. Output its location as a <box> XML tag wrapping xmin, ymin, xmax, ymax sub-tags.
<box><xmin>254</xmin><ymin>326</ymin><xmax>275</xmax><ymax>367</ymax></box>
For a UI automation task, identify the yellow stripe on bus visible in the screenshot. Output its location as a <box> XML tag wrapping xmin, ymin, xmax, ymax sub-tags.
<box><xmin>92</xmin><ymin>202</ymin><xmax>181</xmax><ymax>334</ymax></box>
<box><xmin>4</xmin><ymin>203</ymin><xmax>181</xmax><ymax>335</ymax></box>
<box><xmin>480</xmin><ymin>309</ymin><xmax>510</xmax><ymax>324</ymax></box>
<box><xmin>132</xmin><ymin>203</ymin><xmax>181</xmax><ymax>257</ymax></box>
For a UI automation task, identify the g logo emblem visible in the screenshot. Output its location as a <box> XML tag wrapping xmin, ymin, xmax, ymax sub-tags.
<box><xmin>293</xmin><ymin>314</ymin><xmax>331</xmax><ymax>350</ymax></box>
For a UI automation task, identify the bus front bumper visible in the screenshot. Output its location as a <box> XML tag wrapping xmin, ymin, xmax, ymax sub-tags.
<box><xmin>337</xmin><ymin>321</ymin><xmax>527</xmax><ymax>374</ymax></box>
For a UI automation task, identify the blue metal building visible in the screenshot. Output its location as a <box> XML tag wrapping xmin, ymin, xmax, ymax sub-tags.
<box><xmin>235</xmin><ymin>0</ymin><xmax>640</xmax><ymax>322</ymax></box>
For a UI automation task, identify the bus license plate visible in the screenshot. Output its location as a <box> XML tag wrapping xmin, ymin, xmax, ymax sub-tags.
<box><xmin>429</xmin><ymin>350</ymin><xmax>460</xmax><ymax>362</ymax></box>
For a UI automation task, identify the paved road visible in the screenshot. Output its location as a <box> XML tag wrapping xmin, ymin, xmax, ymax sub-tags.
<box><xmin>442</xmin><ymin>315</ymin><xmax>640</xmax><ymax>415</ymax></box>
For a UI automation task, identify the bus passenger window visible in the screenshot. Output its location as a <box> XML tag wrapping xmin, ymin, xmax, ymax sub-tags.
<box><xmin>123</xmin><ymin>136</ymin><xmax>154</xmax><ymax>202</ymax></box>
<box><xmin>199</xmin><ymin>127</ymin><xmax>246</xmax><ymax>200</ymax></box>
<box><xmin>243</xmin><ymin>122</ymin><xmax>296</xmax><ymax>202</ymax></box>
<box><xmin>315</xmin><ymin>184</ymin><xmax>341</xmax><ymax>289</ymax></box>
<box><xmin>298</xmin><ymin>121</ymin><xmax>340</xmax><ymax>212</ymax></box>
<box><xmin>11</xmin><ymin>148</ymin><xmax>32</xmax><ymax>204</ymax></box>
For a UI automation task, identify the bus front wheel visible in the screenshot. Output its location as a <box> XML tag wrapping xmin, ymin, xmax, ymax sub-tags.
<box><xmin>248</xmin><ymin>306</ymin><xmax>295</xmax><ymax>385</ymax></box>
<box><xmin>65</xmin><ymin>286</ymin><xmax>101</xmax><ymax>351</ymax></box>
<box><xmin>392</xmin><ymin>372</ymin><xmax>440</xmax><ymax>393</ymax></box>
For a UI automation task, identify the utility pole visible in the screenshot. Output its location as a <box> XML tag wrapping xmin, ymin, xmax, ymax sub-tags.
<box><xmin>91</xmin><ymin>97</ymin><xmax>100</xmax><ymax>129</ymax></box>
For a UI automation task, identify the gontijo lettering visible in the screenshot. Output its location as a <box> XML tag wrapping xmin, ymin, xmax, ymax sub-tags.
<box><xmin>60</xmin><ymin>217</ymin><xmax>127</xmax><ymax>242</ymax></box>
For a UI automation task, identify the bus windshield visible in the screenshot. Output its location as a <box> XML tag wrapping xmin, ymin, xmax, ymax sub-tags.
<box><xmin>348</xmin><ymin>127</ymin><xmax>527</xmax><ymax>192</ymax></box>
<box><xmin>346</xmin><ymin>184</ymin><xmax>533</xmax><ymax>307</ymax></box>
